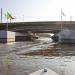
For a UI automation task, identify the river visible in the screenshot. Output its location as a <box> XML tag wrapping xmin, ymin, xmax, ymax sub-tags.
<box><xmin>0</xmin><ymin>37</ymin><xmax>75</xmax><ymax>75</ymax></box>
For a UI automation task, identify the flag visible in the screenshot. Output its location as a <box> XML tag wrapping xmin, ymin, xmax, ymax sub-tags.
<box><xmin>5</xmin><ymin>12</ymin><xmax>15</xmax><ymax>20</ymax></box>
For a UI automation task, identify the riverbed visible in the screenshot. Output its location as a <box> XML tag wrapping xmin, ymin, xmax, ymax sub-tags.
<box><xmin>0</xmin><ymin>37</ymin><xmax>75</xmax><ymax>75</ymax></box>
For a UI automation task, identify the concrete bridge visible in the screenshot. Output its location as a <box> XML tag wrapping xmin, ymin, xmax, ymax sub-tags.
<box><xmin>0</xmin><ymin>21</ymin><xmax>75</xmax><ymax>34</ymax></box>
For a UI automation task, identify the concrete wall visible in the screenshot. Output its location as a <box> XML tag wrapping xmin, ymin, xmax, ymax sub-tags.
<box><xmin>0</xmin><ymin>30</ymin><xmax>15</xmax><ymax>43</ymax></box>
<box><xmin>7</xmin><ymin>31</ymin><xmax>15</xmax><ymax>42</ymax></box>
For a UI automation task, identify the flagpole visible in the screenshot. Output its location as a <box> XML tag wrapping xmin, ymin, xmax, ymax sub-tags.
<box><xmin>7</xmin><ymin>12</ymin><xmax>8</xmax><ymax>31</ymax></box>
<box><xmin>1</xmin><ymin>8</ymin><xmax>2</xmax><ymax>23</ymax></box>
<box><xmin>70</xmin><ymin>16</ymin><xmax>72</xmax><ymax>21</ymax></box>
<box><xmin>7</xmin><ymin>20</ymin><xmax>8</xmax><ymax>31</ymax></box>
<box><xmin>61</xmin><ymin>10</ymin><xmax>62</xmax><ymax>31</ymax></box>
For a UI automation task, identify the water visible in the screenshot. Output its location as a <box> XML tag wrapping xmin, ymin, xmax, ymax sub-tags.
<box><xmin>0</xmin><ymin>37</ymin><xmax>75</xmax><ymax>75</ymax></box>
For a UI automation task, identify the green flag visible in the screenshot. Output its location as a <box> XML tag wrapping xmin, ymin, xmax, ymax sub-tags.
<box><xmin>5</xmin><ymin>12</ymin><xmax>14</xmax><ymax>20</ymax></box>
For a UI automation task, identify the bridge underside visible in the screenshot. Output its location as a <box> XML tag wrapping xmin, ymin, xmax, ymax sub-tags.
<box><xmin>14</xmin><ymin>29</ymin><xmax>60</xmax><ymax>34</ymax></box>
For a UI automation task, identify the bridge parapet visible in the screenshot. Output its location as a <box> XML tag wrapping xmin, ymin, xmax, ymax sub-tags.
<box><xmin>0</xmin><ymin>21</ymin><xmax>75</xmax><ymax>31</ymax></box>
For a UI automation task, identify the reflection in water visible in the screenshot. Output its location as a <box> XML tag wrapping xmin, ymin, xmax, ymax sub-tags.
<box><xmin>6</xmin><ymin>42</ymin><xmax>16</xmax><ymax>45</ymax></box>
<box><xmin>0</xmin><ymin>37</ymin><xmax>75</xmax><ymax>75</ymax></box>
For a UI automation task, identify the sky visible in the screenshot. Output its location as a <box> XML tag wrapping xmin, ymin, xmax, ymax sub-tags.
<box><xmin>0</xmin><ymin>0</ymin><xmax>75</xmax><ymax>22</ymax></box>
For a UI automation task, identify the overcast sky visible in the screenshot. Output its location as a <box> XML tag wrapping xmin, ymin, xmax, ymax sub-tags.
<box><xmin>0</xmin><ymin>0</ymin><xmax>75</xmax><ymax>22</ymax></box>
